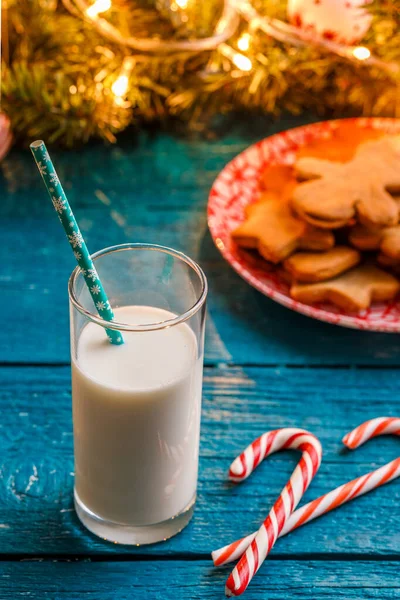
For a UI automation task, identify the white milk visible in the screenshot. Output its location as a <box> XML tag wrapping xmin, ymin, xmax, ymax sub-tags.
<box><xmin>72</xmin><ymin>305</ymin><xmax>203</xmax><ymax>526</ymax></box>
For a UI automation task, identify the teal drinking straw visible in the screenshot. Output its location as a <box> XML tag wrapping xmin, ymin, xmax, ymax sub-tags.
<box><xmin>30</xmin><ymin>140</ymin><xmax>124</xmax><ymax>345</ymax></box>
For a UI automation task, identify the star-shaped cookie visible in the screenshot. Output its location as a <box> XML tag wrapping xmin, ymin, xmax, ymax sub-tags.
<box><xmin>233</xmin><ymin>191</ymin><xmax>334</xmax><ymax>264</ymax></box>
<box><xmin>290</xmin><ymin>264</ymin><xmax>400</xmax><ymax>312</ymax></box>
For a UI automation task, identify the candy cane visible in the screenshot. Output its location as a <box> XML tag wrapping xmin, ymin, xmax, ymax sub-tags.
<box><xmin>213</xmin><ymin>417</ymin><xmax>400</xmax><ymax>571</ymax></box>
<box><xmin>342</xmin><ymin>416</ymin><xmax>400</xmax><ymax>448</ymax></box>
<box><xmin>222</xmin><ymin>428</ymin><xmax>322</xmax><ymax>597</ymax></box>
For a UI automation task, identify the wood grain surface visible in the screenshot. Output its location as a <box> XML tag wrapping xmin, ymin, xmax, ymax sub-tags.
<box><xmin>0</xmin><ymin>365</ymin><xmax>398</xmax><ymax>557</ymax></box>
<box><xmin>1</xmin><ymin>115</ymin><xmax>399</xmax><ymax>598</ymax></box>
<box><xmin>1</xmin><ymin>561</ymin><xmax>400</xmax><ymax>599</ymax></box>
<box><xmin>2</xmin><ymin>122</ymin><xmax>400</xmax><ymax>366</ymax></box>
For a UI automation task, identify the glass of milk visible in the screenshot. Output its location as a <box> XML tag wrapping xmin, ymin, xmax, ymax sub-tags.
<box><xmin>68</xmin><ymin>243</ymin><xmax>207</xmax><ymax>545</ymax></box>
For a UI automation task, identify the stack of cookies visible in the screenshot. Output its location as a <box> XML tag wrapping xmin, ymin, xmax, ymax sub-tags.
<box><xmin>232</xmin><ymin>124</ymin><xmax>400</xmax><ymax>312</ymax></box>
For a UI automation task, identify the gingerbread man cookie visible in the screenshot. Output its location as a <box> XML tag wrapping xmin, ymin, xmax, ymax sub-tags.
<box><xmin>292</xmin><ymin>136</ymin><xmax>400</xmax><ymax>229</ymax></box>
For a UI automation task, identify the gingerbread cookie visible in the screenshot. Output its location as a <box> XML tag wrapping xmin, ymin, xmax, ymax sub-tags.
<box><xmin>377</xmin><ymin>254</ymin><xmax>400</xmax><ymax>277</ymax></box>
<box><xmin>378</xmin><ymin>253</ymin><xmax>398</xmax><ymax>267</ymax></box>
<box><xmin>350</xmin><ymin>224</ymin><xmax>400</xmax><ymax>260</ymax></box>
<box><xmin>233</xmin><ymin>194</ymin><xmax>334</xmax><ymax>264</ymax></box>
<box><xmin>283</xmin><ymin>246</ymin><xmax>361</xmax><ymax>283</ymax></box>
<box><xmin>348</xmin><ymin>224</ymin><xmax>382</xmax><ymax>251</ymax></box>
<box><xmin>380</xmin><ymin>226</ymin><xmax>400</xmax><ymax>260</ymax></box>
<box><xmin>290</xmin><ymin>264</ymin><xmax>400</xmax><ymax>312</ymax></box>
<box><xmin>292</xmin><ymin>136</ymin><xmax>400</xmax><ymax>229</ymax></box>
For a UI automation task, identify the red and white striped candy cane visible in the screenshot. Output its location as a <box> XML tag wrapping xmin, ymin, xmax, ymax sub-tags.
<box><xmin>223</xmin><ymin>428</ymin><xmax>322</xmax><ymax>597</ymax></box>
<box><xmin>213</xmin><ymin>417</ymin><xmax>400</xmax><ymax>570</ymax></box>
<box><xmin>342</xmin><ymin>415</ymin><xmax>400</xmax><ymax>448</ymax></box>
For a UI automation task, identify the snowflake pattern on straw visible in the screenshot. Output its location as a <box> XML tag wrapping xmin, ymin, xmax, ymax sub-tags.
<box><xmin>107</xmin><ymin>334</ymin><xmax>122</xmax><ymax>343</ymax></box>
<box><xmin>90</xmin><ymin>285</ymin><xmax>101</xmax><ymax>295</ymax></box>
<box><xmin>74</xmin><ymin>251</ymin><xmax>82</xmax><ymax>260</ymax></box>
<box><xmin>68</xmin><ymin>231</ymin><xmax>84</xmax><ymax>248</ymax></box>
<box><xmin>37</xmin><ymin>161</ymin><xmax>47</xmax><ymax>176</ymax></box>
<box><xmin>96</xmin><ymin>301</ymin><xmax>106</xmax><ymax>311</ymax></box>
<box><xmin>87</xmin><ymin>268</ymin><xmax>98</xmax><ymax>282</ymax></box>
<box><xmin>52</xmin><ymin>196</ymin><xmax>67</xmax><ymax>214</ymax></box>
<box><xmin>49</xmin><ymin>172</ymin><xmax>60</xmax><ymax>185</ymax></box>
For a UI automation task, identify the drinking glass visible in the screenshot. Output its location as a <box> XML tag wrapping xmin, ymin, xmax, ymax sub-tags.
<box><xmin>68</xmin><ymin>243</ymin><xmax>207</xmax><ymax>544</ymax></box>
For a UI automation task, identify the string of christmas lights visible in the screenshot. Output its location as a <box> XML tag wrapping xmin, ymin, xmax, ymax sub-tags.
<box><xmin>3</xmin><ymin>0</ymin><xmax>400</xmax><ymax>146</ymax></box>
<box><xmin>64</xmin><ymin>0</ymin><xmax>240</xmax><ymax>52</ymax></box>
<box><xmin>64</xmin><ymin>0</ymin><xmax>399</xmax><ymax>107</ymax></box>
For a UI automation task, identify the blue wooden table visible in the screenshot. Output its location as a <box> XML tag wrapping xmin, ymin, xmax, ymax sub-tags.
<box><xmin>1</xmin><ymin>116</ymin><xmax>400</xmax><ymax>598</ymax></box>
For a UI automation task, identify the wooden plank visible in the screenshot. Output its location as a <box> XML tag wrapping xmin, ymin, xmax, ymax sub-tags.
<box><xmin>1</xmin><ymin>560</ymin><xmax>399</xmax><ymax>599</ymax></box>
<box><xmin>0</xmin><ymin>365</ymin><xmax>399</xmax><ymax>556</ymax></box>
<box><xmin>3</xmin><ymin>128</ymin><xmax>400</xmax><ymax>365</ymax></box>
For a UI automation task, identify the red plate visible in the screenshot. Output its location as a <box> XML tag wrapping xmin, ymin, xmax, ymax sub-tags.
<box><xmin>208</xmin><ymin>118</ymin><xmax>400</xmax><ymax>332</ymax></box>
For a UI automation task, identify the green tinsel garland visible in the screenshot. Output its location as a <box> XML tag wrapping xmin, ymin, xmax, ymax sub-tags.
<box><xmin>2</xmin><ymin>0</ymin><xmax>400</xmax><ymax>147</ymax></box>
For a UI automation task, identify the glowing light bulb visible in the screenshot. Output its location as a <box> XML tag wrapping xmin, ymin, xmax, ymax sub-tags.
<box><xmin>237</xmin><ymin>33</ymin><xmax>251</xmax><ymax>52</ymax></box>
<box><xmin>352</xmin><ymin>46</ymin><xmax>371</xmax><ymax>61</ymax></box>
<box><xmin>86</xmin><ymin>0</ymin><xmax>111</xmax><ymax>18</ymax></box>
<box><xmin>232</xmin><ymin>53</ymin><xmax>252</xmax><ymax>71</ymax></box>
<box><xmin>111</xmin><ymin>75</ymin><xmax>129</xmax><ymax>97</ymax></box>
<box><xmin>175</xmin><ymin>0</ymin><xmax>188</xmax><ymax>7</ymax></box>
<box><xmin>219</xmin><ymin>44</ymin><xmax>253</xmax><ymax>73</ymax></box>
